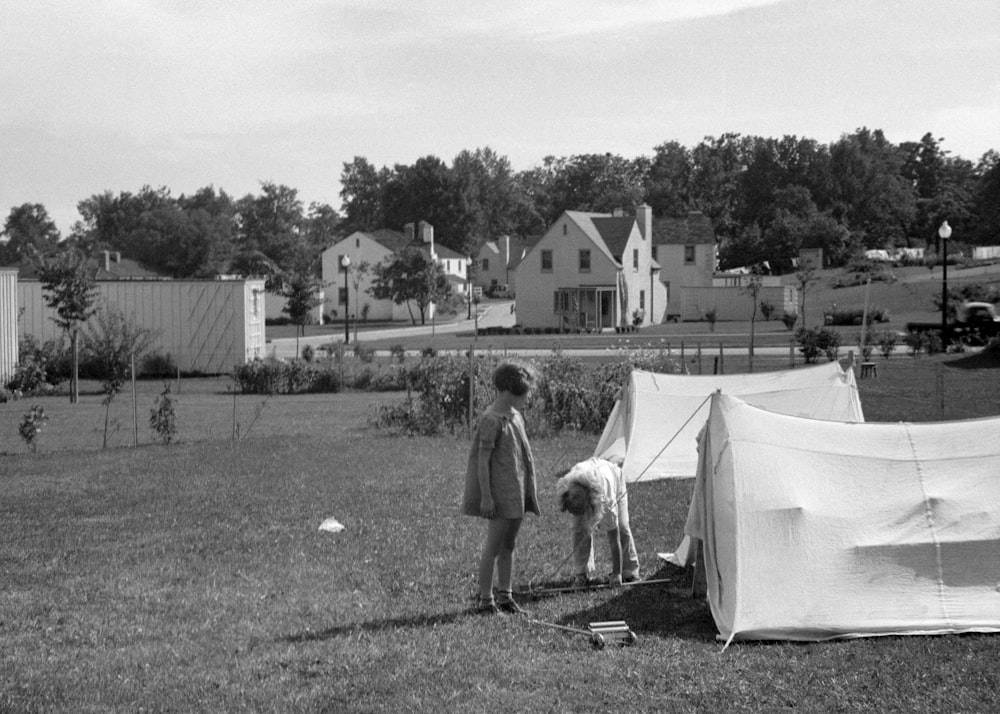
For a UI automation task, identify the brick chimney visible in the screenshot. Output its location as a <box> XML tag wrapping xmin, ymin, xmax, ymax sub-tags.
<box><xmin>636</xmin><ymin>204</ymin><xmax>652</xmax><ymax>241</ymax></box>
<box><xmin>418</xmin><ymin>221</ymin><xmax>434</xmax><ymax>256</ymax></box>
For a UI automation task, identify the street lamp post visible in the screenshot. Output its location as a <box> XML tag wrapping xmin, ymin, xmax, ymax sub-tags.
<box><xmin>939</xmin><ymin>220</ymin><xmax>951</xmax><ymax>339</ymax></box>
<box><xmin>466</xmin><ymin>257</ymin><xmax>472</xmax><ymax>319</ymax></box>
<box><xmin>341</xmin><ymin>254</ymin><xmax>351</xmax><ymax>344</ymax></box>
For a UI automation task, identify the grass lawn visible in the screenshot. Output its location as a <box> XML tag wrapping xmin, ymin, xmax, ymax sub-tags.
<box><xmin>2</xmin><ymin>354</ymin><xmax>999</xmax><ymax>712</ymax></box>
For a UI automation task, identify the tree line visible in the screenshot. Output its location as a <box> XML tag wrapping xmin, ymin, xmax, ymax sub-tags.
<box><xmin>3</xmin><ymin>128</ymin><xmax>999</xmax><ymax>281</ymax></box>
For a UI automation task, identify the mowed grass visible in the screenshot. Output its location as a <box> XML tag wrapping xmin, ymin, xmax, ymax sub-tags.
<box><xmin>2</xmin><ymin>354</ymin><xmax>1000</xmax><ymax>712</ymax></box>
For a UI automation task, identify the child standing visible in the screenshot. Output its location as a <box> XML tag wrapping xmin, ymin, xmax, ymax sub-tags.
<box><xmin>555</xmin><ymin>457</ymin><xmax>640</xmax><ymax>588</ymax></box>
<box><xmin>462</xmin><ymin>363</ymin><xmax>539</xmax><ymax>615</ymax></box>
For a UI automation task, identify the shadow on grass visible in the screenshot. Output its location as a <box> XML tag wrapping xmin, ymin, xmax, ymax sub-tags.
<box><xmin>944</xmin><ymin>349</ymin><xmax>1000</xmax><ymax>370</ymax></box>
<box><xmin>279</xmin><ymin>609</ymin><xmax>474</xmax><ymax>644</ymax></box>
<box><xmin>526</xmin><ymin>564</ymin><xmax>719</xmax><ymax>644</ymax></box>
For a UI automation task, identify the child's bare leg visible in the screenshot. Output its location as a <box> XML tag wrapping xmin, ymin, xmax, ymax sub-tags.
<box><xmin>494</xmin><ymin>518</ymin><xmax>522</xmax><ymax>595</ymax></box>
<box><xmin>571</xmin><ymin>515</ymin><xmax>596</xmax><ymax>577</ymax></box>
<box><xmin>479</xmin><ymin>518</ymin><xmax>519</xmax><ymax>600</ymax></box>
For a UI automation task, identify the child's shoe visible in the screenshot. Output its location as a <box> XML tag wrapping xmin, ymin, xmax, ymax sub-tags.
<box><xmin>473</xmin><ymin>597</ymin><xmax>498</xmax><ymax>615</ymax></box>
<box><xmin>495</xmin><ymin>591</ymin><xmax>528</xmax><ymax>615</ymax></box>
<box><xmin>497</xmin><ymin>598</ymin><xmax>528</xmax><ymax>615</ymax></box>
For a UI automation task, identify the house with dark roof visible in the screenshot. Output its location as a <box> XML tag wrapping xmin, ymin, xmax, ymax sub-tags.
<box><xmin>474</xmin><ymin>234</ymin><xmax>543</xmax><ymax>296</ymax></box>
<box><xmin>514</xmin><ymin>205</ymin><xmax>667</xmax><ymax>330</ymax></box>
<box><xmin>651</xmin><ymin>212</ymin><xmax>718</xmax><ymax>320</ymax></box>
<box><xmin>320</xmin><ymin>220</ymin><xmax>470</xmax><ymax>323</ymax></box>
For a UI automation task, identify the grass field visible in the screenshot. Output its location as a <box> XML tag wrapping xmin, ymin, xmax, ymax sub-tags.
<box><xmin>2</xmin><ymin>353</ymin><xmax>999</xmax><ymax>712</ymax></box>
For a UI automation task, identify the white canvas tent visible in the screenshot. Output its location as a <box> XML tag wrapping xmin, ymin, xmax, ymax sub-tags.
<box><xmin>688</xmin><ymin>392</ymin><xmax>1000</xmax><ymax>644</ymax></box>
<box><xmin>594</xmin><ymin>361</ymin><xmax>864</xmax><ymax>482</ymax></box>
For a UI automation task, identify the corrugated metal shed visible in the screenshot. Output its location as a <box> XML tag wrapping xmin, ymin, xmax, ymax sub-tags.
<box><xmin>17</xmin><ymin>278</ymin><xmax>266</xmax><ymax>375</ymax></box>
<box><xmin>0</xmin><ymin>269</ymin><xmax>17</xmax><ymax>384</ymax></box>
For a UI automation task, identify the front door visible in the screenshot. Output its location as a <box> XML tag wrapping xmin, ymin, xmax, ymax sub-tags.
<box><xmin>600</xmin><ymin>290</ymin><xmax>613</xmax><ymax>329</ymax></box>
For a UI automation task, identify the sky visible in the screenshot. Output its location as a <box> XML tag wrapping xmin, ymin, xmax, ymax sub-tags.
<box><xmin>3</xmin><ymin>0</ymin><xmax>999</xmax><ymax>236</ymax></box>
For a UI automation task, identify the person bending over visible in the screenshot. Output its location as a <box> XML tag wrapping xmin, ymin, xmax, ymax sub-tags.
<box><xmin>555</xmin><ymin>457</ymin><xmax>639</xmax><ymax>588</ymax></box>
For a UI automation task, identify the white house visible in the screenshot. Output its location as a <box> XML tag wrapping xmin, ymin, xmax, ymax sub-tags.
<box><xmin>320</xmin><ymin>221</ymin><xmax>470</xmax><ymax>325</ymax></box>
<box><xmin>475</xmin><ymin>234</ymin><xmax>542</xmax><ymax>296</ymax></box>
<box><xmin>650</xmin><ymin>211</ymin><xmax>718</xmax><ymax>321</ymax></box>
<box><xmin>514</xmin><ymin>205</ymin><xmax>667</xmax><ymax>330</ymax></box>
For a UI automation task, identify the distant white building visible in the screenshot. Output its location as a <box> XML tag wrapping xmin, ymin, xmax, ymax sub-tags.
<box><xmin>321</xmin><ymin>221</ymin><xmax>468</xmax><ymax>324</ymax></box>
<box><xmin>16</xmin><ymin>276</ymin><xmax>266</xmax><ymax>375</ymax></box>
<box><xmin>0</xmin><ymin>268</ymin><xmax>17</xmax><ymax>384</ymax></box>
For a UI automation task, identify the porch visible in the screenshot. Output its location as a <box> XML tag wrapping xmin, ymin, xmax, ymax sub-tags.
<box><xmin>554</xmin><ymin>286</ymin><xmax>618</xmax><ymax>332</ymax></box>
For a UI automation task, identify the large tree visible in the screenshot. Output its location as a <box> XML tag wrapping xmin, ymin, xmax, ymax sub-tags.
<box><xmin>828</xmin><ymin>128</ymin><xmax>916</xmax><ymax>249</ymax></box>
<box><xmin>369</xmin><ymin>247</ymin><xmax>451</xmax><ymax>325</ymax></box>
<box><xmin>235</xmin><ymin>182</ymin><xmax>307</xmax><ymax>274</ymax></box>
<box><xmin>339</xmin><ymin>156</ymin><xmax>387</xmax><ymax>234</ymax></box>
<box><xmin>645</xmin><ymin>141</ymin><xmax>692</xmax><ymax>217</ymax></box>
<box><xmin>1</xmin><ymin>203</ymin><xmax>61</xmax><ymax>264</ymax></box>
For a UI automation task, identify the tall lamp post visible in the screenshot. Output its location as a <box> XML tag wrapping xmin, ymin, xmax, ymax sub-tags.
<box><xmin>466</xmin><ymin>257</ymin><xmax>473</xmax><ymax>319</ymax></box>
<box><xmin>939</xmin><ymin>220</ymin><xmax>951</xmax><ymax>339</ymax></box>
<box><xmin>341</xmin><ymin>254</ymin><xmax>351</xmax><ymax>344</ymax></box>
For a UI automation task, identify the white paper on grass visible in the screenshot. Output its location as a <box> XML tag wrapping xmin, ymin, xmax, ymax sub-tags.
<box><xmin>318</xmin><ymin>517</ymin><xmax>345</xmax><ymax>533</ymax></box>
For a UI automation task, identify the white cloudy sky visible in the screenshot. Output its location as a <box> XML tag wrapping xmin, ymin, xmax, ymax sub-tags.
<box><xmin>3</xmin><ymin>0</ymin><xmax>998</xmax><ymax>234</ymax></box>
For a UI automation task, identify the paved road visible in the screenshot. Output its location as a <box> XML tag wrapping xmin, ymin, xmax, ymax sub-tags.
<box><xmin>267</xmin><ymin>302</ymin><xmax>859</xmax><ymax>359</ymax></box>
<box><xmin>268</xmin><ymin>301</ymin><xmax>517</xmax><ymax>359</ymax></box>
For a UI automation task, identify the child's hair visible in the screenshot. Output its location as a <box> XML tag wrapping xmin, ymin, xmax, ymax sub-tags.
<box><xmin>555</xmin><ymin>466</ymin><xmax>605</xmax><ymax>527</ymax></box>
<box><xmin>493</xmin><ymin>363</ymin><xmax>534</xmax><ymax>397</ymax></box>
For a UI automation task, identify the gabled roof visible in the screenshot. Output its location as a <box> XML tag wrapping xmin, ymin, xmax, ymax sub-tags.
<box><xmin>434</xmin><ymin>244</ymin><xmax>465</xmax><ymax>261</ymax></box>
<box><xmin>653</xmin><ymin>211</ymin><xmax>716</xmax><ymax>245</ymax></box>
<box><xmin>368</xmin><ymin>229</ymin><xmax>411</xmax><ymax>252</ymax></box>
<box><xmin>590</xmin><ymin>217</ymin><xmax>637</xmax><ymax>260</ymax></box>
<box><xmin>508</xmin><ymin>235</ymin><xmax>543</xmax><ymax>270</ymax></box>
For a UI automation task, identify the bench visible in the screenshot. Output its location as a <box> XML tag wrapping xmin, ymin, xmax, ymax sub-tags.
<box><xmin>860</xmin><ymin>362</ymin><xmax>878</xmax><ymax>378</ymax></box>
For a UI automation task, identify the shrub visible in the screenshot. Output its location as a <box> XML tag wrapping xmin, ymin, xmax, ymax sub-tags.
<box><xmin>353</xmin><ymin>341</ymin><xmax>375</xmax><ymax>363</ymax></box>
<box><xmin>705</xmin><ymin>308</ymin><xmax>717</xmax><ymax>332</ymax></box>
<box><xmin>794</xmin><ymin>327</ymin><xmax>842</xmax><ymax>363</ymax></box>
<box><xmin>149</xmin><ymin>382</ymin><xmax>177</xmax><ymax>444</ymax></box>
<box><xmin>140</xmin><ymin>352</ymin><xmax>177</xmax><ymax>379</ymax></box>
<box><xmin>824</xmin><ymin>306</ymin><xmax>889</xmax><ymax>326</ymax></box>
<box><xmin>389</xmin><ymin>344</ymin><xmax>407</xmax><ymax>364</ymax></box>
<box><xmin>781</xmin><ymin>311</ymin><xmax>798</xmax><ymax>331</ymax></box>
<box><xmin>301</xmin><ymin>344</ymin><xmax>315</xmax><ymax>362</ymax></box>
<box><xmin>760</xmin><ymin>300</ymin><xmax>775</xmax><ymax>321</ymax></box>
<box><xmin>372</xmin><ymin>349</ymin><xmax>684</xmax><ymax>437</ymax></box>
<box><xmin>19</xmin><ymin>405</ymin><xmax>48</xmax><ymax>452</ymax></box>
<box><xmin>903</xmin><ymin>331</ymin><xmax>927</xmax><ymax>357</ymax></box>
<box><xmin>857</xmin><ymin>327</ymin><xmax>876</xmax><ymax>361</ymax></box>
<box><xmin>232</xmin><ymin>358</ymin><xmax>290</xmax><ymax>394</ymax></box>
<box><xmin>421</xmin><ymin>346</ymin><xmax>437</xmax><ymax>358</ymax></box>
<box><xmin>924</xmin><ymin>331</ymin><xmax>944</xmax><ymax>355</ymax></box>
<box><xmin>80</xmin><ymin>305</ymin><xmax>157</xmax><ymax>382</ymax></box>
<box><xmin>6</xmin><ymin>336</ymin><xmax>67</xmax><ymax>393</ymax></box>
<box><xmin>877</xmin><ymin>331</ymin><xmax>898</xmax><ymax>359</ymax></box>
